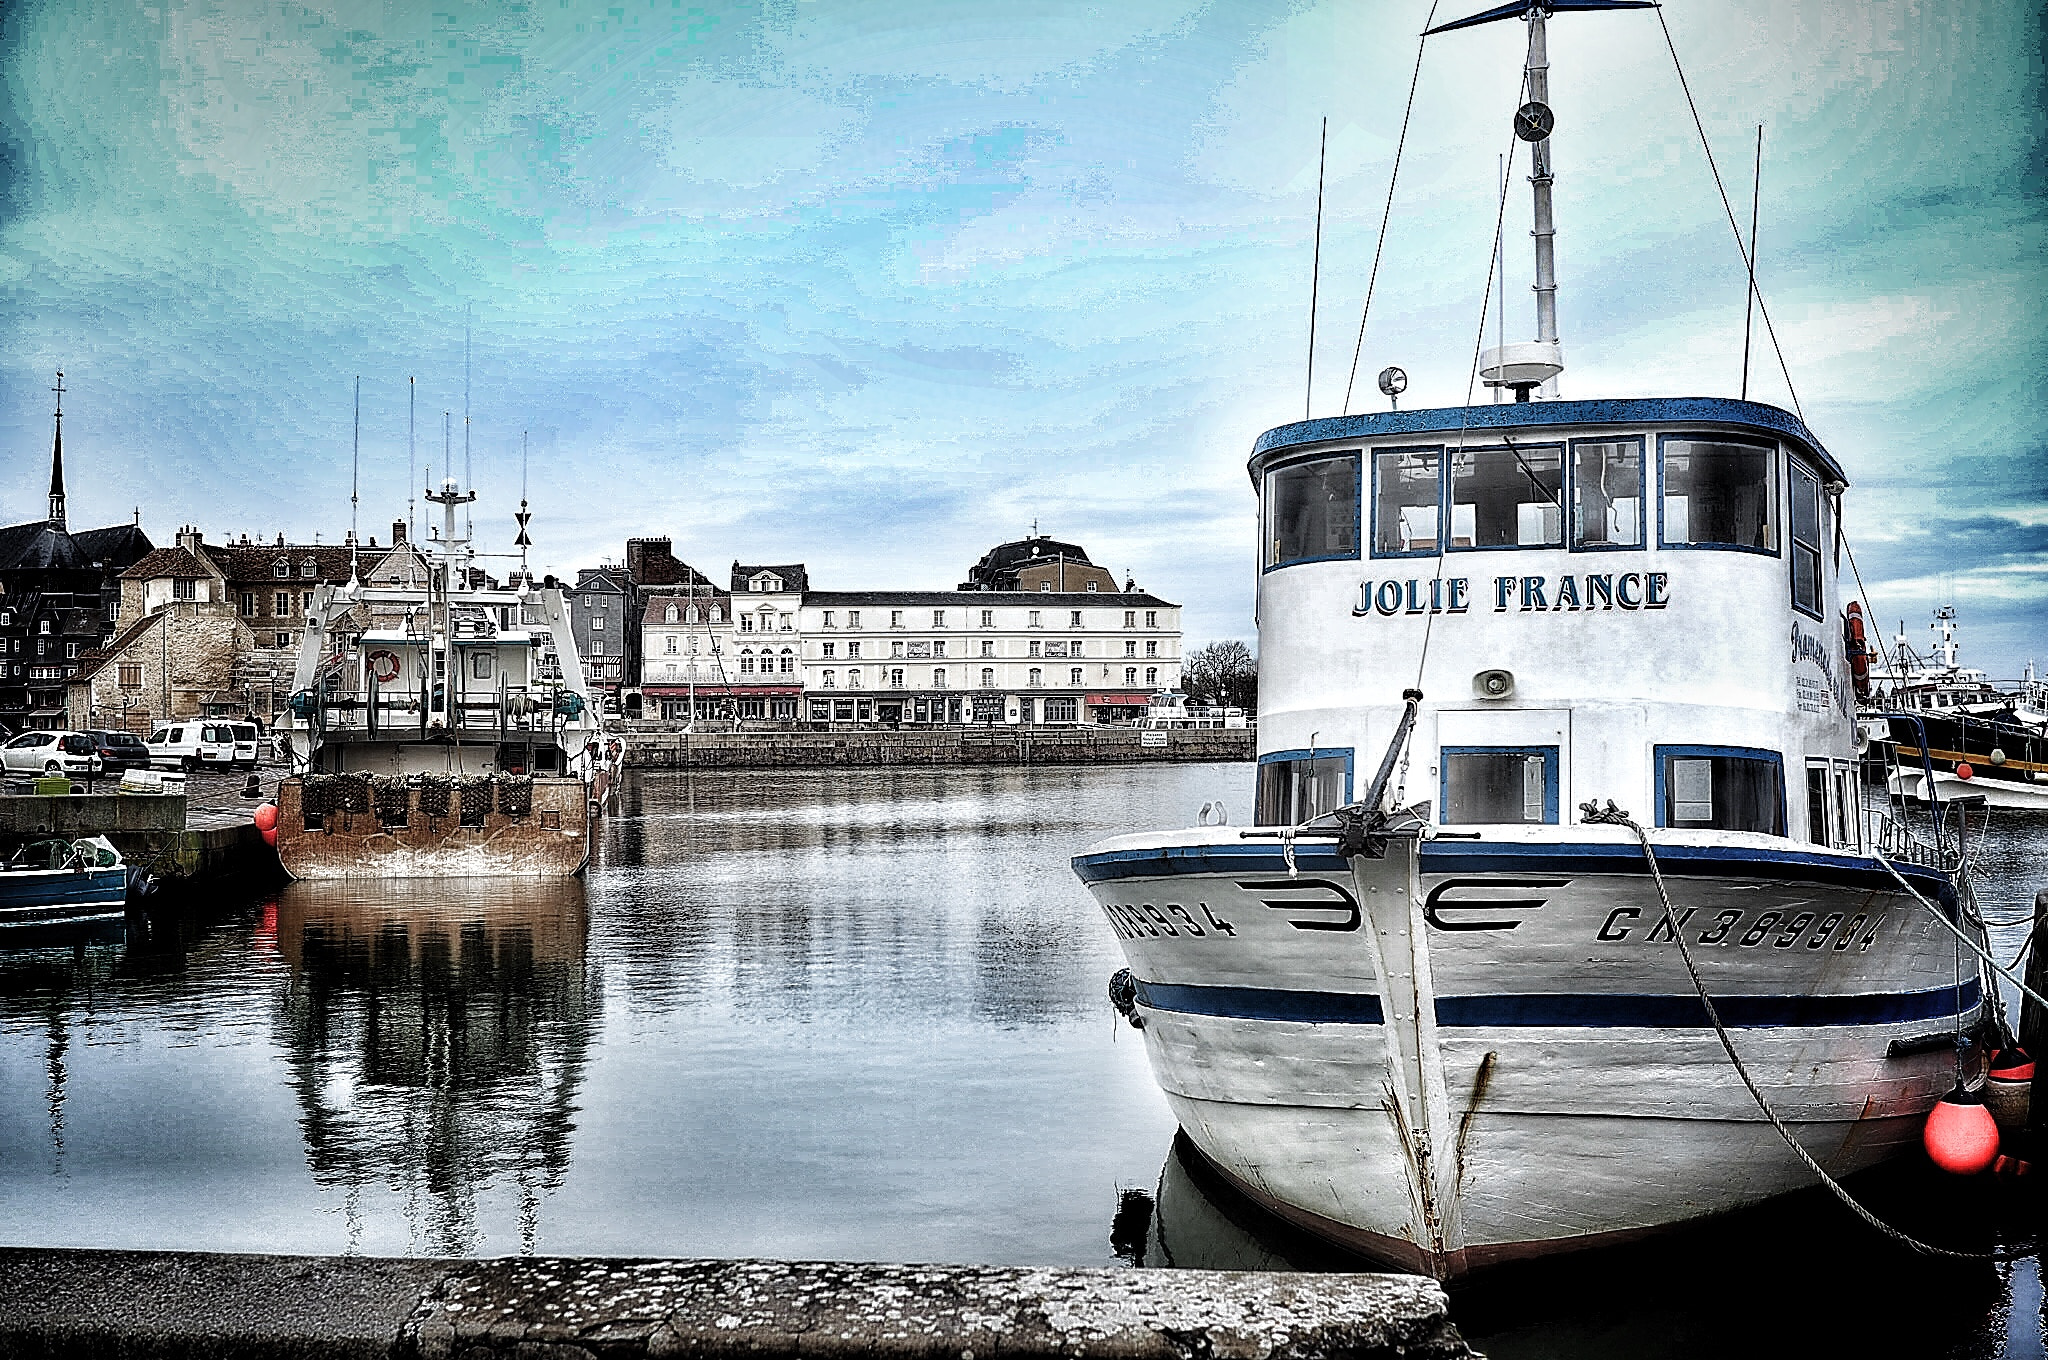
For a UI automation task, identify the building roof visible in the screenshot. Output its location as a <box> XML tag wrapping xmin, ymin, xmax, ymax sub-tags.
<box><xmin>803</xmin><ymin>589</ymin><xmax>1177</xmax><ymax>608</ymax></box>
<box><xmin>572</xmin><ymin>566</ymin><xmax>630</xmax><ymax>594</ymax></box>
<box><xmin>959</xmin><ymin>535</ymin><xmax>1106</xmax><ymax>591</ymax></box>
<box><xmin>202</xmin><ymin>541</ymin><xmax>361</xmax><ymax>585</ymax></box>
<box><xmin>731</xmin><ymin>562</ymin><xmax>808</xmax><ymax>593</ymax></box>
<box><xmin>643</xmin><ymin>593</ymin><xmax>731</xmax><ymax>624</ymax></box>
<box><xmin>70</xmin><ymin>523</ymin><xmax>153</xmax><ymax>570</ymax></box>
<box><xmin>0</xmin><ymin>519</ymin><xmax>87</xmax><ymax>573</ymax></box>
<box><xmin>121</xmin><ymin>546</ymin><xmax>216</xmax><ymax>580</ymax></box>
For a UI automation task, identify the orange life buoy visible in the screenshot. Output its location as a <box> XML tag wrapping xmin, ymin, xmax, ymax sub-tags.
<box><xmin>367</xmin><ymin>649</ymin><xmax>402</xmax><ymax>685</ymax></box>
<box><xmin>1844</xmin><ymin>602</ymin><xmax>1871</xmax><ymax>700</ymax></box>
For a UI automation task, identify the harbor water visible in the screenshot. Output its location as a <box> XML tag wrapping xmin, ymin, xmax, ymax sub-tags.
<box><xmin>1</xmin><ymin>763</ymin><xmax>2041</xmax><ymax>1357</ymax></box>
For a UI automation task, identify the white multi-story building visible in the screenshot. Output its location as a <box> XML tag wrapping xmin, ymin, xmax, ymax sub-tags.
<box><xmin>799</xmin><ymin>590</ymin><xmax>1181</xmax><ymax>725</ymax></box>
<box><xmin>639</xmin><ymin>589</ymin><xmax>735</xmax><ymax>721</ymax></box>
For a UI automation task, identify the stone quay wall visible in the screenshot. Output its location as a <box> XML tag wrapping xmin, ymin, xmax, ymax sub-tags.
<box><xmin>621</xmin><ymin>727</ymin><xmax>1254</xmax><ymax>769</ymax></box>
<box><xmin>0</xmin><ymin>1248</ymin><xmax>1472</xmax><ymax>1360</ymax></box>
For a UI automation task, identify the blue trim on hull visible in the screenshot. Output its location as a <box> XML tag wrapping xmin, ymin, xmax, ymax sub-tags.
<box><xmin>0</xmin><ymin>869</ymin><xmax>127</xmax><ymax>917</ymax></box>
<box><xmin>1072</xmin><ymin>839</ymin><xmax>1956</xmax><ymax>908</ymax></box>
<box><xmin>1132</xmin><ymin>978</ymin><xmax>1980</xmax><ymax>1030</ymax></box>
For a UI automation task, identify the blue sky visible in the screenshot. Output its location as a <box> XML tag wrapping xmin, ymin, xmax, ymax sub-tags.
<box><xmin>2</xmin><ymin>0</ymin><xmax>2042</xmax><ymax>678</ymax></box>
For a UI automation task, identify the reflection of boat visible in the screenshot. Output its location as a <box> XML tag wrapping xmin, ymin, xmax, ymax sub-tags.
<box><xmin>0</xmin><ymin>836</ymin><xmax>136</xmax><ymax>928</ymax></box>
<box><xmin>274</xmin><ymin>473</ymin><xmax>616</xmax><ymax>878</ymax></box>
<box><xmin>1071</xmin><ymin>2</ymin><xmax>1987</xmax><ymax>1280</ymax></box>
<box><xmin>271</xmin><ymin>878</ymin><xmax>594</xmax><ymax>1255</ymax></box>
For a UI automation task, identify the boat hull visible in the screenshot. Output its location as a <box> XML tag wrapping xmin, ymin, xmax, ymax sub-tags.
<box><xmin>1074</xmin><ymin>827</ymin><xmax>1980</xmax><ymax>1279</ymax></box>
<box><xmin>274</xmin><ymin>775</ymin><xmax>591</xmax><ymax>879</ymax></box>
<box><xmin>1889</xmin><ymin>767</ymin><xmax>2048</xmax><ymax>812</ymax></box>
<box><xmin>0</xmin><ymin>866</ymin><xmax>128</xmax><ymax>926</ymax></box>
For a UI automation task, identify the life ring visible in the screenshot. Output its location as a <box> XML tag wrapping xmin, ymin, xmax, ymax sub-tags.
<box><xmin>1843</xmin><ymin>602</ymin><xmax>1871</xmax><ymax>700</ymax></box>
<box><xmin>367</xmin><ymin>649</ymin><xmax>402</xmax><ymax>685</ymax></box>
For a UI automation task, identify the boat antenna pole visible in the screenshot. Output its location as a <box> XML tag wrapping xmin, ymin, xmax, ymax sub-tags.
<box><xmin>514</xmin><ymin>429</ymin><xmax>533</xmax><ymax>589</ymax></box>
<box><xmin>407</xmin><ymin>376</ymin><xmax>416</xmax><ymax>541</ymax></box>
<box><xmin>1741</xmin><ymin>124</ymin><xmax>1762</xmax><ymax>400</ymax></box>
<box><xmin>349</xmin><ymin>375</ymin><xmax>361</xmax><ymax>585</ymax></box>
<box><xmin>1305</xmin><ymin>115</ymin><xmax>1327</xmax><ymax>422</ymax></box>
<box><xmin>463</xmin><ymin>304</ymin><xmax>473</xmax><ymax>542</ymax></box>
<box><xmin>1525</xmin><ymin>6</ymin><xmax>1559</xmax><ymax>397</ymax></box>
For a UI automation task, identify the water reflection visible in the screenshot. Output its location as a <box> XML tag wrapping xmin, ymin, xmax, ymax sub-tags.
<box><xmin>1122</xmin><ymin>1131</ymin><xmax>2039</xmax><ymax>1358</ymax></box>
<box><xmin>271</xmin><ymin>880</ymin><xmax>595</xmax><ymax>1256</ymax></box>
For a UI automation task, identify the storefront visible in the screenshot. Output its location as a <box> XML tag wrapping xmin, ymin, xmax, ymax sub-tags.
<box><xmin>645</xmin><ymin>684</ymin><xmax>801</xmax><ymax>722</ymax></box>
<box><xmin>1085</xmin><ymin>691</ymin><xmax>1152</xmax><ymax>723</ymax></box>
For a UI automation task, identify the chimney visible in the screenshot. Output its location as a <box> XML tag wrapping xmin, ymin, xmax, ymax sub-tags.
<box><xmin>175</xmin><ymin>525</ymin><xmax>204</xmax><ymax>553</ymax></box>
<box><xmin>392</xmin><ymin>518</ymin><xmax>406</xmax><ymax>545</ymax></box>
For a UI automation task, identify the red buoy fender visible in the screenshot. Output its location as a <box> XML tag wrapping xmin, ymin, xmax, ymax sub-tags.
<box><xmin>251</xmin><ymin>802</ymin><xmax>279</xmax><ymax>832</ymax></box>
<box><xmin>1924</xmin><ymin>1084</ymin><xmax>2001</xmax><ymax>1174</ymax></box>
<box><xmin>260</xmin><ymin>824</ymin><xmax>278</xmax><ymax>849</ymax></box>
<box><xmin>1956</xmin><ymin>763</ymin><xmax>1975</xmax><ymax>781</ymax></box>
<box><xmin>1844</xmin><ymin>602</ymin><xmax>1872</xmax><ymax>699</ymax></box>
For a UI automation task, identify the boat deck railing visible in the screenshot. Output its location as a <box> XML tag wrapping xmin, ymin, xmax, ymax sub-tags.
<box><xmin>1871</xmin><ymin>808</ymin><xmax>1959</xmax><ymax>871</ymax></box>
<box><xmin>302</xmin><ymin>690</ymin><xmax>566</xmax><ymax>741</ymax></box>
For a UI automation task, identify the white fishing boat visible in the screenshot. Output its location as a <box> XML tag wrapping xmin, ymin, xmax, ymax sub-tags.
<box><xmin>274</xmin><ymin>474</ymin><xmax>616</xmax><ymax>879</ymax></box>
<box><xmin>1072</xmin><ymin>0</ymin><xmax>1991</xmax><ymax>1278</ymax></box>
<box><xmin>1867</xmin><ymin>610</ymin><xmax>2048</xmax><ymax>812</ymax></box>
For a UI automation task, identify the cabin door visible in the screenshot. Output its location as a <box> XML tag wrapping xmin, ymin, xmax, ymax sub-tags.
<box><xmin>1434</xmin><ymin>709</ymin><xmax>1571</xmax><ymax>828</ymax></box>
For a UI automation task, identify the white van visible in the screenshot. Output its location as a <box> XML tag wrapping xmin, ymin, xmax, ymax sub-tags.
<box><xmin>146</xmin><ymin>722</ymin><xmax>238</xmax><ymax>770</ymax></box>
<box><xmin>228</xmin><ymin>722</ymin><xmax>261</xmax><ymax>768</ymax></box>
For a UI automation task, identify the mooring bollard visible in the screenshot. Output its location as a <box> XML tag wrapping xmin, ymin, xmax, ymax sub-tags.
<box><xmin>2024</xmin><ymin>889</ymin><xmax>2048</xmax><ymax>1139</ymax></box>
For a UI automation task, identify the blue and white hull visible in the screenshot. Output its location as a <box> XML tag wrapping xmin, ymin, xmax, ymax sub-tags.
<box><xmin>0</xmin><ymin>837</ymin><xmax>132</xmax><ymax>927</ymax></box>
<box><xmin>1074</xmin><ymin>825</ymin><xmax>1980</xmax><ymax>1278</ymax></box>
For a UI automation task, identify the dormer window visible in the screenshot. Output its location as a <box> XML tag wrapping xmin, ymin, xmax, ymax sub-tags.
<box><xmin>752</xmin><ymin>573</ymin><xmax>781</xmax><ymax>593</ymax></box>
<box><xmin>665</xmin><ymin>604</ymin><xmax>680</xmax><ymax>623</ymax></box>
<box><xmin>300</xmin><ymin>558</ymin><xmax>318</xmax><ymax>578</ymax></box>
<box><xmin>274</xmin><ymin>560</ymin><xmax>289</xmax><ymax>578</ymax></box>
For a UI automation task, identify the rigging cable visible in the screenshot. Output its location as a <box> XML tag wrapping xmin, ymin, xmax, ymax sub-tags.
<box><xmin>1341</xmin><ymin>1</ymin><xmax>1440</xmax><ymax>415</ymax></box>
<box><xmin>1655</xmin><ymin>8</ymin><xmax>1802</xmax><ymax>421</ymax></box>
<box><xmin>1581</xmin><ymin>800</ymin><xmax>2034</xmax><ymax>1262</ymax></box>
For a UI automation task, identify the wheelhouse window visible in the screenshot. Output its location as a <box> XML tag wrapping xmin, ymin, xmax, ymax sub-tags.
<box><xmin>1571</xmin><ymin>438</ymin><xmax>1644</xmax><ymax>549</ymax></box>
<box><xmin>1660</xmin><ymin>437</ymin><xmax>1777</xmax><ymax>552</ymax></box>
<box><xmin>1264</xmin><ymin>453</ymin><xmax>1360</xmax><ymax>568</ymax></box>
<box><xmin>1255</xmin><ymin>749</ymin><xmax>1352</xmax><ymax>826</ymax></box>
<box><xmin>1789</xmin><ymin>458</ymin><xmax>1823</xmax><ymax>618</ymax></box>
<box><xmin>1448</xmin><ymin>444</ymin><xmax>1562</xmax><ymax>550</ymax></box>
<box><xmin>1657</xmin><ymin>745</ymin><xmax>1784</xmax><ymax>835</ymax></box>
<box><xmin>1372</xmin><ymin>448</ymin><xmax>1442</xmax><ymax>557</ymax></box>
<box><xmin>1441</xmin><ymin>747</ymin><xmax>1557</xmax><ymax>824</ymax></box>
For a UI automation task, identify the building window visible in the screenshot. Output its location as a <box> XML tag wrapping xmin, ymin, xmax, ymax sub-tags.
<box><xmin>1070</xmin><ymin>667</ymin><xmax>1083</xmax><ymax>686</ymax></box>
<box><xmin>710</xmin><ymin>606</ymin><xmax>723</xmax><ymax>624</ymax></box>
<box><xmin>780</xmin><ymin>650</ymin><xmax>795</xmax><ymax>674</ymax></box>
<box><xmin>1660</xmin><ymin>436</ymin><xmax>1778</xmax><ymax>552</ymax></box>
<box><xmin>1571</xmin><ymin>438</ymin><xmax>1645</xmax><ymax>549</ymax></box>
<box><xmin>302</xmin><ymin>591</ymin><xmax>314</xmax><ymax>611</ymax></box>
<box><xmin>847</xmin><ymin>610</ymin><xmax>861</xmax><ymax>628</ymax></box>
<box><xmin>1145</xmin><ymin>666</ymin><xmax>1157</xmax><ymax>685</ymax></box>
<box><xmin>933</xmin><ymin>641</ymin><xmax>946</xmax><ymax>658</ymax></box>
<box><xmin>1028</xmin><ymin>668</ymin><xmax>1043</xmax><ymax>687</ymax></box>
<box><xmin>1656</xmin><ymin>745</ymin><xmax>1785</xmax><ymax>835</ymax></box>
<box><xmin>239</xmin><ymin>592</ymin><xmax>255</xmax><ymax>616</ymax></box>
<box><xmin>740</xmin><ymin>615</ymin><xmax>755</xmax><ymax>632</ymax></box>
<box><xmin>980</xmin><ymin>640</ymin><xmax>995</xmax><ymax>657</ymax></box>
<box><xmin>892</xmin><ymin>640</ymin><xmax>905</xmax><ymax>658</ymax></box>
<box><xmin>1124</xmin><ymin>667</ymin><xmax>1138</xmax><ymax>685</ymax></box>
<box><xmin>276</xmin><ymin>592</ymin><xmax>291</xmax><ymax>616</ymax></box>
<box><xmin>1028</xmin><ymin>640</ymin><xmax>1041</xmax><ymax>658</ymax></box>
<box><xmin>684</xmin><ymin>605</ymin><xmax>699</xmax><ymax>624</ymax></box>
<box><xmin>980</xmin><ymin>609</ymin><xmax>993</xmax><ymax>627</ymax></box>
<box><xmin>779</xmin><ymin>613</ymin><xmax>793</xmax><ymax>631</ymax></box>
<box><xmin>1039</xmin><ymin>582</ymin><xmax>1052</xmax><ymax>592</ymax></box>
<box><xmin>1125</xmin><ymin>640</ymin><xmax>1137</xmax><ymax>658</ymax></box>
<box><xmin>1255</xmin><ymin>749</ymin><xmax>1352</xmax><ymax>825</ymax></box>
<box><xmin>740</xmin><ymin>652</ymin><xmax>755</xmax><ymax>674</ymax></box>
<box><xmin>1145</xmin><ymin>611</ymin><xmax>1158</xmax><ymax>628</ymax></box>
<box><xmin>846</xmin><ymin>641</ymin><xmax>861</xmax><ymax>659</ymax></box>
<box><xmin>590</xmin><ymin>640</ymin><xmax>605</xmax><ymax>656</ymax></box>
<box><xmin>822</xmin><ymin>642</ymin><xmax>836</xmax><ymax>659</ymax></box>
<box><xmin>66</xmin><ymin>642</ymin><xmax>79</xmax><ymax>659</ymax></box>
<box><xmin>119</xmin><ymin>664</ymin><xmax>142</xmax><ymax>689</ymax></box>
<box><xmin>689</xmin><ymin>635</ymin><xmax>700</xmax><ymax>654</ymax></box>
<box><xmin>36</xmin><ymin>638</ymin><xmax>46</xmax><ymax>656</ymax></box>
<box><xmin>1086</xmin><ymin>582</ymin><xmax>1098</xmax><ymax>592</ymax></box>
<box><xmin>300</xmin><ymin>559</ymin><xmax>317</xmax><ymax>578</ymax></box>
<box><xmin>666</xmin><ymin>636</ymin><xmax>678</xmax><ymax>654</ymax></box>
<box><xmin>980</xmin><ymin>668</ymin><xmax>995</xmax><ymax>688</ymax></box>
<box><xmin>933</xmin><ymin>668</ymin><xmax>946</xmax><ymax>688</ymax></box>
<box><xmin>890</xmin><ymin>610</ymin><xmax>904</xmax><ymax>628</ymax></box>
<box><xmin>1145</xmin><ymin>641</ymin><xmax>1158</xmax><ymax>657</ymax></box>
<box><xmin>1789</xmin><ymin>459</ymin><xmax>1824</xmax><ymax>618</ymax></box>
<box><xmin>173</xmin><ymin>578</ymin><xmax>197</xmax><ymax>600</ymax></box>
<box><xmin>890</xmin><ymin>668</ymin><xmax>905</xmax><ymax>689</ymax></box>
<box><xmin>1265</xmin><ymin>451</ymin><xmax>1363</xmax><ymax>566</ymax></box>
<box><xmin>823</xmin><ymin>670</ymin><xmax>837</xmax><ymax>688</ymax></box>
<box><xmin>39</xmin><ymin>620</ymin><xmax>50</xmax><ymax>634</ymax></box>
<box><xmin>592</xmin><ymin>614</ymin><xmax>604</xmax><ymax>630</ymax></box>
<box><xmin>1123</xmin><ymin>610</ymin><xmax>1136</xmax><ymax>628</ymax></box>
<box><xmin>1028</xmin><ymin>610</ymin><xmax>1042</xmax><ymax>628</ymax></box>
<box><xmin>1045</xmin><ymin>696</ymin><xmax>1079</xmax><ymax>722</ymax></box>
<box><xmin>1069</xmin><ymin>610</ymin><xmax>1083</xmax><ymax>627</ymax></box>
<box><xmin>820</xmin><ymin>610</ymin><xmax>835</xmax><ymax>628</ymax></box>
<box><xmin>275</xmin><ymin>632</ymin><xmax>291</xmax><ymax>649</ymax></box>
<box><xmin>848</xmin><ymin>668</ymin><xmax>861</xmax><ymax>689</ymax></box>
<box><xmin>932</xmin><ymin>610</ymin><xmax>946</xmax><ymax>628</ymax></box>
<box><xmin>275</xmin><ymin>561</ymin><xmax>289</xmax><ymax>578</ymax></box>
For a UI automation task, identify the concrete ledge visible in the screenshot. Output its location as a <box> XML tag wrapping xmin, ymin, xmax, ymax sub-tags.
<box><xmin>0</xmin><ymin>1251</ymin><xmax>1470</xmax><ymax>1360</ymax></box>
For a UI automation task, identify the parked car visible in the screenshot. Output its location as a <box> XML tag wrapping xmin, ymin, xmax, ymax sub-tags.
<box><xmin>1</xmin><ymin>730</ymin><xmax>104</xmax><ymax>778</ymax></box>
<box><xmin>145</xmin><ymin>722</ymin><xmax>238</xmax><ymax>770</ymax></box>
<box><xmin>84</xmin><ymin>729</ymin><xmax>151</xmax><ymax>773</ymax></box>
<box><xmin>227</xmin><ymin>722</ymin><xmax>261</xmax><ymax>769</ymax></box>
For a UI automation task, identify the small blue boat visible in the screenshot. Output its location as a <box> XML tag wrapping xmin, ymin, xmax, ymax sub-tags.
<box><xmin>0</xmin><ymin>836</ymin><xmax>134</xmax><ymax>927</ymax></box>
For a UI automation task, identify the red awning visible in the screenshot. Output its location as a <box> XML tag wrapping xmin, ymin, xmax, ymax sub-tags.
<box><xmin>1086</xmin><ymin>693</ymin><xmax>1151</xmax><ymax>706</ymax></box>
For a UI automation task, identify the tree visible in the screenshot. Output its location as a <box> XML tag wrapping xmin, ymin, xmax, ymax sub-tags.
<box><xmin>1181</xmin><ymin>639</ymin><xmax>1257</xmax><ymax>712</ymax></box>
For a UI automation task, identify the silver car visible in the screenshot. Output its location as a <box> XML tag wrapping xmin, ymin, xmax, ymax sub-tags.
<box><xmin>1</xmin><ymin>730</ymin><xmax>105</xmax><ymax>777</ymax></box>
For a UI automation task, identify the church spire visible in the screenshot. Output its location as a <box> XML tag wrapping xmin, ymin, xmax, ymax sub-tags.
<box><xmin>47</xmin><ymin>369</ymin><xmax>65</xmax><ymax>529</ymax></box>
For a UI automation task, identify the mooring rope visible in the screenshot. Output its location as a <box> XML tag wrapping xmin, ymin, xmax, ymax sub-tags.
<box><xmin>1871</xmin><ymin>846</ymin><xmax>2048</xmax><ymax>1014</ymax></box>
<box><xmin>1579</xmin><ymin>798</ymin><xmax>2034</xmax><ymax>1262</ymax></box>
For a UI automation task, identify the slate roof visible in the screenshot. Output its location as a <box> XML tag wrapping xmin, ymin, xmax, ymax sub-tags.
<box><xmin>202</xmin><ymin>542</ymin><xmax>359</xmax><ymax>585</ymax></box>
<box><xmin>0</xmin><ymin>519</ymin><xmax>87</xmax><ymax>573</ymax></box>
<box><xmin>71</xmin><ymin>523</ymin><xmax>153</xmax><ymax>570</ymax></box>
<box><xmin>643</xmin><ymin>592</ymin><xmax>732</xmax><ymax>624</ymax></box>
<box><xmin>121</xmin><ymin>546</ymin><xmax>217</xmax><ymax>580</ymax></box>
<box><xmin>730</xmin><ymin>562</ymin><xmax>809</xmax><ymax>593</ymax></box>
